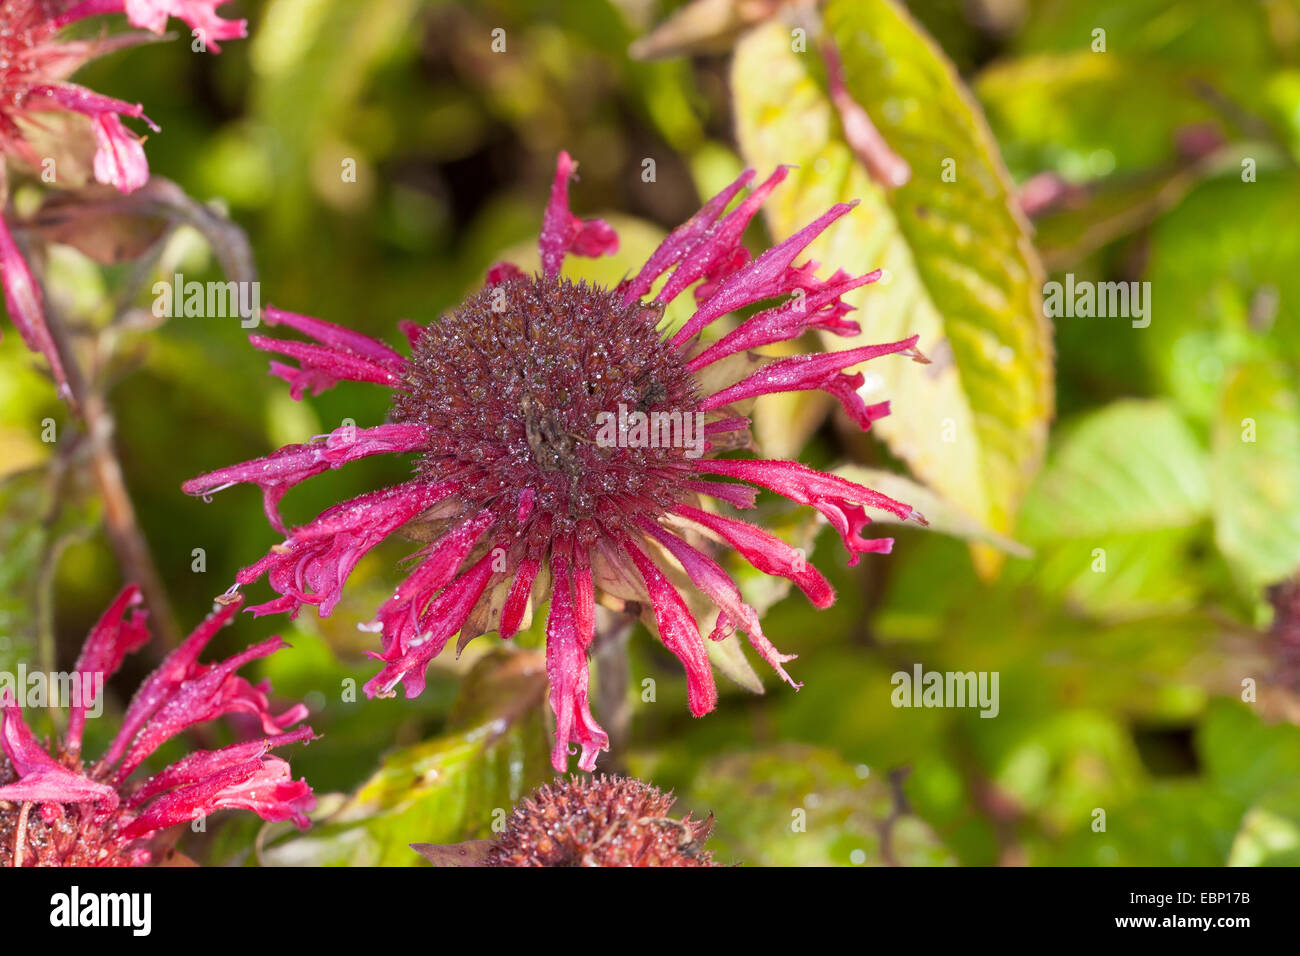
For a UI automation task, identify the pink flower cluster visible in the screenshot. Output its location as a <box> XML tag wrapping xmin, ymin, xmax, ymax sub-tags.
<box><xmin>0</xmin><ymin>0</ymin><xmax>245</xmax><ymax>398</ymax></box>
<box><xmin>0</xmin><ymin>585</ymin><xmax>314</xmax><ymax>867</ymax></box>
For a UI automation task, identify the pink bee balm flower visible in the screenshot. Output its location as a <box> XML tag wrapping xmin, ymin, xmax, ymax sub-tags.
<box><xmin>0</xmin><ymin>1</ymin><xmax>245</xmax><ymax>397</ymax></box>
<box><xmin>61</xmin><ymin>0</ymin><xmax>247</xmax><ymax>52</ymax></box>
<box><xmin>184</xmin><ymin>152</ymin><xmax>928</xmax><ymax>772</ymax></box>
<box><xmin>0</xmin><ymin>585</ymin><xmax>315</xmax><ymax>867</ymax></box>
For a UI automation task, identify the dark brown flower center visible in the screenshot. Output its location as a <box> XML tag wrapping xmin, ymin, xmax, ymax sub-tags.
<box><xmin>392</xmin><ymin>276</ymin><xmax>700</xmax><ymax>539</ymax></box>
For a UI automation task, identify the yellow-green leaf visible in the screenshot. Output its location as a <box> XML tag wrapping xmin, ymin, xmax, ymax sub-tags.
<box><xmin>1212</xmin><ymin>361</ymin><xmax>1300</xmax><ymax>593</ymax></box>
<box><xmin>732</xmin><ymin>2</ymin><xmax>1053</xmax><ymax>575</ymax></box>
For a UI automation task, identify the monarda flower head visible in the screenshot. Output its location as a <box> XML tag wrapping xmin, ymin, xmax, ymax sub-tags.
<box><xmin>0</xmin><ymin>585</ymin><xmax>315</xmax><ymax>866</ymax></box>
<box><xmin>485</xmin><ymin>775</ymin><xmax>715</xmax><ymax>867</ymax></box>
<box><xmin>184</xmin><ymin>152</ymin><xmax>928</xmax><ymax>772</ymax></box>
<box><xmin>0</xmin><ymin>0</ymin><xmax>243</xmax><ymax>397</ymax></box>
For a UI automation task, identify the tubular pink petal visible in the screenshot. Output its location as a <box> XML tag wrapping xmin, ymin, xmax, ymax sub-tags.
<box><xmin>367</xmin><ymin>508</ymin><xmax>496</xmax><ymax>658</ymax></box>
<box><xmin>686</xmin><ymin>270</ymin><xmax>878</xmax><ymax>370</ymax></box>
<box><xmin>236</xmin><ymin>481</ymin><xmax>459</xmax><ymax>619</ymax></box>
<box><xmin>669</xmin><ymin>200</ymin><xmax>858</xmax><ymax>348</ymax></box>
<box><xmin>122</xmin><ymin>0</ymin><xmax>248</xmax><ymax>52</ymax></box>
<box><xmin>122</xmin><ymin>755</ymin><xmax>314</xmax><ymax>840</ymax></box>
<box><xmin>544</xmin><ymin>547</ymin><xmax>609</xmax><ymax>772</ymax></box>
<box><xmin>694</xmin><ymin>459</ymin><xmax>908</xmax><ymax>563</ymax></box>
<box><xmin>699</xmin><ymin>336</ymin><xmax>922</xmax><ymax>429</ymax></box>
<box><xmin>0</xmin><ymin>215</ymin><xmax>69</xmax><ymax>398</ymax></box>
<box><xmin>620</xmin><ymin>168</ymin><xmax>756</xmax><ymax>304</ymax></box>
<box><xmin>498</xmin><ymin>555</ymin><xmax>541</xmax><ymax>642</ymax></box>
<box><xmin>613</xmin><ymin>529</ymin><xmax>717</xmax><ymax>717</ymax></box>
<box><xmin>363</xmin><ymin>553</ymin><xmax>497</xmax><ymax>699</ymax></box>
<box><xmin>262</xmin><ymin>306</ymin><xmax>406</xmax><ymax>366</ymax></box>
<box><xmin>113</xmin><ymin>635</ymin><xmax>293</xmax><ymax>782</ymax></box>
<box><xmin>0</xmin><ymin>700</ymin><xmax>119</xmax><ymax>807</ymax></box>
<box><xmin>182</xmin><ymin>423</ymin><xmax>429</xmax><ymax>533</ymax></box>
<box><xmin>638</xmin><ymin>516</ymin><xmax>799</xmax><ymax>688</ymax></box>
<box><xmin>674</xmin><ymin>504</ymin><xmax>835</xmax><ymax>609</ymax></box>
<box><xmin>66</xmin><ymin>585</ymin><xmax>149</xmax><ymax>754</ymax></box>
<box><xmin>654</xmin><ymin>165</ymin><xmax>790</xmax><ymax>308</ymax></box>
<box><xmin>696</xmin><ymin>457</ymin><xmax>914</xmax><ymax>519</ymax></box>
<box><xmin>683</xmin><ymin>478</ymin><xmax>758</xmax><ymax>510</ymax></box>
<box><xmin>539</xmin><ymin>151</ymin><xmax>618</xmax><ymax>278</ymax></box>
<box><xmin>104</xmin><ymin>596</ymin><xmax>244</xmax><ymax>768</ymax></box>
<box><xmin>125</xmin><ymin>727</ymin><xmax>314</xmax><ymax>808</ymax></box>
<box><xmin>251</xmin><ymin>335</ymin><xmax>405</xmax><ymax>398</ymax></box>
<box><xmin>90</xmin><ymin>113</ymin><xmax>149</xmax><ymax>193</ymax></box>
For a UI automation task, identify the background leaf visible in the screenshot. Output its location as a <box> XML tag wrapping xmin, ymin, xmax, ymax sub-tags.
<box><xmin>733</xmin><ymin>2</ymin><xmax>1053</xmax><ymax>575</ymax></box>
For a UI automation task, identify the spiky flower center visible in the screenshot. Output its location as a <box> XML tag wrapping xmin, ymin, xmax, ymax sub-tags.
<box><xmin>487</xmin><ymin>774</ymin><xmax>715</xmax><ymax>867</ymax></box>
<box><xmin>0</xmin><ymin>1</ymin><xmax>51</xmax><ymax>122</ymax></box>
<box><xmin>0</xmin><ymin>752</ymin><xmax>124</xmax><ymax>867</ymax></box>
<box><xmin>393</xmin><ymin>276</ymin><xmax>699</xmax><ymax>539</ymax></box>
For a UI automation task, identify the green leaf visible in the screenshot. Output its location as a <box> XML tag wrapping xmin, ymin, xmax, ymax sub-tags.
<box><xmin>1027</xmin><ymin>162</ymin><xmax>1210</xmax><ymax>272</ymax></box>
<box><xmin>1199</xmin><ymin>700</ymin><xmax>1300</xmax><ymax>806</ymax></box>
<box><xmin>1017</xmin><ymin>400</ymin><xmax>1212</xmax><ymax>617</ymax></box>
<box><xmin>1227</xmin><ymin>782</ymin><xmax>1300</xmax><ymax>867</ymax></box>
<box><xmin>261</xmin><ymin>650</ymin><xmax>552</xmax><ymax>866</ymax></box>
<box><xmin>1211</xmin><ymin>360</ymin><xmax>1300</xmax><ymax>593</ymax></box>
<box><xmin>732</xmin><ymin>4</ymin><xmax>1053</xmax><ymax>575</ymax></box>
<box><xmin>684</xmin><ymin>745</ymin><xmax>954</xmax><ymax>866</ymax></box>
<box><xmin>1143</xmin><ymin>175</ymin><xmax>1300</xmax><ymax>424</ymax></box>
<box><xmin>977</xmin><ymin>53</ymin><xmax>1228</xmax><ymax>183</ymax></box>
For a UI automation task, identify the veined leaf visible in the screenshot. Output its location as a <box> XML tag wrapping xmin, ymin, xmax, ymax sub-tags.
<box><xmin>685</xmin><ymin>745</ymin><xmax>954</xmax><ymax>866</ymax></box>
<box><xmin>1212</xmin><ymin>361</ymin><xmax>1300</xmax><ymax>594</ymax></box>
<box><xmin>1018</xmin><ymin>400</ymin><xmax>1214</xmax><ymax>617</ymax></box>
<box><xmin>733</xmin><ymin>3</ymin><xmax>1053</xmax><ymax>576</ymax></box>
<box><xmin>261</xmin><ymin>650</ymin><xmax>552</xmax><ymax>867</ymax></box>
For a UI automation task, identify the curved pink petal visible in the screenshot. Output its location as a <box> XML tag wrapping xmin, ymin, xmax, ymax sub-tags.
<box><xmin>694</xmin><ymin>458</ymin><xmax>924</xmax><ymax>561</ymax></box>
<box><xmin>687</xmin><ymin>269</ymin><xmax>878</xmax><ymax>370</ymax></box>
<box><xmin>613</xmin><ymin>529</ymin><xmax>717</xmax><ymax>717</ymax></box>
<box><xmin>673</xmin><ymin>504</ymin><xmax>835</xmax><ymax>608</ymax></box>
<box><xmin>620</xmin><ymin>168</ymin><xmax>755</xmax><ymax>304</ymax></box>
<box><xmin>654</xmin><ymin>165</ymin><xmax>789</xmax><ymax>307</ymax></box>
<box><xmin>539</xmin><ymin>151</ymin><xmax>618</xmax><ymax>278</ymax></box>
<box><xmin>670</xmin><ymin>200</ymin><xmax>858</xmax><ymax>348</ymax></box>
<box><xmin>67</xmin><ymin>585</ymin><xmax>150</xmax><ymax>754</ymax></box>
<box><xmin>182</xmin><ymin>422</ymin><xmax>429</xmax><ymax>532</ymax></box>
<box><xmin>125</xmin><ymin>727</ymin><xmax>314</xmax><ymax>808</ymax></box>
<box><xmin>700</xmin><ymin>336</ymin><xmax>924</xmax><ymax>430</ymax></box>
<box><xmin>363</xmin><ymin>553</ymin><xmax>497</xmax><ymax>699</ymax></box>
<box><xmin>123</xmin><ymin>0</ymin><xmax>248</xmax><ymax>52</ymax></box>
<box><xmin>262</xmin><ymin>306</ymin><xmax>407</xmax><ymax>366</ymax></box>
<box><xmin>638</xmin><ymin>516</ymin><xmax>799</xmax><ymax>688</ymax></box>
<box><xmin>91</xmin><ymin>113</ymin><xmax>149</xmax><ymax>193</ymax></box>
<box><xmin>0</xmin><ymin>215</ymin><xmax>69</xmax><ymax>399</ymax></box>
<box><xmin>237</xmin><ymin>480</ymin><xmax>459</xmax><ymax>618</ymax></box>
<box><xmin>113</xmin><ymin>635</ymin><xmax>293</xmax><ymax>781</ymax></box>
<box><xmin>0</xmin><ymin>700</ymin><xmax>118</xmax><ymax>807</ymax></box>
<box><xmin>363</xmin><ymin>507</ymin><xmax>496</xmax><ymax>658</ymax></box>
<box><xmin>104</xmin><ymin>595</ymin><xmax>244</xmax><ymax>768</ymax></box>
<box><xmin>122</xmin><ymin>755</ymin><xmax>314</xmax><ymax>840</ymax></box>
<box><xmin>544</xmin><ymin>545</ymin><xmax>608</xmax><ymax>771</ymax></box>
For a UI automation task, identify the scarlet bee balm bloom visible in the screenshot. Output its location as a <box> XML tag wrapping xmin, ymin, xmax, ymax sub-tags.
<box><xmin>185</xmin><ymin>152</ymin><xmax>927</xmax><ymax>772</ymax></box>
<box><xmin>0</xmin><ymin>0</ymin><xmax>244</xmax><ymax>396</ymax></box>
<box><xmin>0</xmin><ymin>585</ymin><xmax>314</xmax><ymax>867</ymax></box>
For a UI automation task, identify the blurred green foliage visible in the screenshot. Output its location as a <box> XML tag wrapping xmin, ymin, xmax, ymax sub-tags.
<box><xmin>2</xmin><ymin>0</ymin><xmax>1299</xmax><ymax>866</ymax></box>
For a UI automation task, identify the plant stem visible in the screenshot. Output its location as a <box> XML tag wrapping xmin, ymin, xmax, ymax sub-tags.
<box><xmin>39</xmin><ymin>298</ymin><xmax>181</xmax><ymax>647</ymax></box>
<box><xmin>593</xmin><ymin>606</ymin><xmax>635</xmax><ymax>773</ymax></box>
